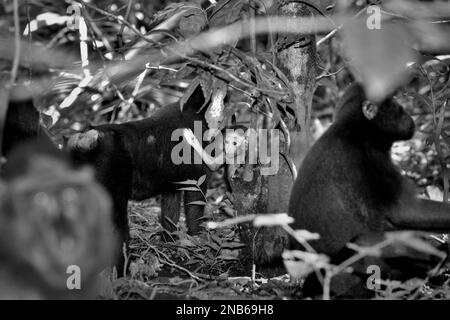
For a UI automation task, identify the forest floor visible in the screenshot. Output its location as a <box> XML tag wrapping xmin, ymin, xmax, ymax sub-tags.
<box><xmin>103</xmin><ymin>199</ymin><xmax>299</xmax><ymax>300</ymax></box>
<box><xmin>100</xmin><ymin>197</ymin><xmax>450</xmax><ymax>300</ymax></box>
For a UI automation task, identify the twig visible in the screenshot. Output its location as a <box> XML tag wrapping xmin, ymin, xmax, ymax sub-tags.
<box><xmin>9</xmin><ymin>0</ymin><xmax>20</xmax><ymax>86</ymax></box>
<box><xmin>118</xmin><ymin>0</ymin><xmax>134</xmax><ymax>58</ymax></box>
<box><xmin>155</xmin><ymin>251</ymin><xmax>203</xmax><ymax>282</ymax></box>
<box><xmin>182</xmin><ymin>54</ymin><xmax>289</xmax><ymax>98</ymax></box>
<box><xmin>83</xmin><ymin>2</ymin><xmax>154</xmax><ymax>44</ymax></box>
<box><xmin>316</xmin><ymin>66</ymin><xmax>345</xmax><ymax>81</ymax></box>
<box><xmin>316</xmin><ymin>7</ymin><xmax>366</xmax><ymax>47</ymax></box>
<box><xmin>207</xmin><ymin>214</ymin><xmax>257</xmax><ymax>229</ymax></box>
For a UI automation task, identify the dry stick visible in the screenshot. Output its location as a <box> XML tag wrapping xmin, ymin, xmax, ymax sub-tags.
<box><xmin>316</xmin><ymin>7</ymin><xmax>366</xmax><ymax>47</ymax></box>
<box><xmin>83</xmin><ymin>2</ymin><xmax>155</xmax><ymax>44</ymax></box>
<box><xmin>281</xmin><ymin>224</ymin><xmax>327</xmax><ymax>289</ymax></box>
<box><xmin>82</xmin><ymin>9</ymin><xmax>114</xmax><ymax>54</ymax></box>
<box><xmin>249</xmin><ymin>1</ymin><xmax>257</xmax><ymax>58</ymax></box>
<box><xmin>46</xmin><ymin>27</ymin><xmax>70</xmax><ymax>49</ymax></box>
<box><xmin>9</xmin><ymin>0</ymin><xmax>20</xmax><ymax>86</ymax></box>
<box><xmin>26</xmin><ymin>0</ymin><xmax>32</xmax><ymax>81</ymax></box>
<box><xmin>182</xmin><ymin>54</ymin><xmax>289</xmax><ymax>98</ymax></box>
<box><xmin>316</xmin><ymin>66</ymin><xmax>345</xmax><ymax>81</ymax></box>
<box><xmin>321</xmin><ymin>238</ymin><xmax>392</xmax><ymax>300</ymax></box>
<box><xmin>59</xmin><ymin>5</ymin><xmax>93</xmax><ymax>110</ymax></box>
<box><xmin>207</xmin><ymin>214</ymin><xmax>257</xmax><ymax>229</ymax></box>
<box><xmin>118</xmin><ymin>0</ymin><xmax>134</xmax><ymax>55</ymax></box>
<box><xmin>84</xmin><ymin>1</ymin><xmax>189</xmax><ymax>61</ymax></box>
<box><xmin>335</xmin><ymin>239</ymin><xmax>392</xmax><ymax>276</ymax></box>
<box><xmin>103</xmin><ymin>14</ymin><xmax>340</xmax><ymax>88</ymax></box>
<box><xmin>81</xmin><ymin>10</ymin><xmax>129</xmax><ymax>120</ymax></box>
<box><xmin>134</xmin><ymin>232</ymin><xmax>204</xmax><ymax>283</ymax></box>
<box><xmin>117</xmin><ymin>66</ymin><xmax>149</xmax><ymax>119</ymax></box>
<box><xmin>155</xmin><ymin>251</ymin><xmax>203</xmax><ymax>283</ymax></box>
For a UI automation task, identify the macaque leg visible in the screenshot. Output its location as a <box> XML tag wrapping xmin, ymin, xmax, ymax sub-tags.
<box><xmin>161</xmin><ymin>192</ymin><xmax>181</xmax><ymax>233</ymax></box>
<box><xmin>391</xmin><ymin>198</ymin><xmax>450</xmax><ymax>231</ymax></box>
<box><xmin>184</xmin><ymin>186</ymin><xmax>206</xmax><ymax>235</ymax></box>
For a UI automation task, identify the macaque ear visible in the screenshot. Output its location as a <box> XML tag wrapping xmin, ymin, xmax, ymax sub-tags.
<box><xmin>362</xmin><ymin>100</ymin><xmax>378</xmax><ymax>120</ymax></box>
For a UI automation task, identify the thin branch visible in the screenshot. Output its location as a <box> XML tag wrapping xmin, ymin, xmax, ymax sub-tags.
<box><xmin>10</xmin><ymin>0</ymin><xmax>21</xmax><ymax>86</ymax></box>
<box><xmin>118</xmin><ymin>0</ymin><xmax>134</xmax><ymax>58</ymax></box>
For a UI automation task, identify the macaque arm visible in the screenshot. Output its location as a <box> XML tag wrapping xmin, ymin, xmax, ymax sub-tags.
<box><xmin>390</xmin><ymin>197</ymin><xmax>450</xmax><ymax>232</ymax></box>
<box><xmin>182</xmin><ymin>129</ymin><xmax>222</xmax><ymax>171</ymax></box>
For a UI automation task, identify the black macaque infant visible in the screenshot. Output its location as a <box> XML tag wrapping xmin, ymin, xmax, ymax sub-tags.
<box><xmin>67</xmin><ymin>86</ymin><xmax>210</xmax><ymax>271</ymax></box>
<box><xmin>288</xmin><ymin>83</ymin><xmax>450</xmax><ymax>298</ymax></box>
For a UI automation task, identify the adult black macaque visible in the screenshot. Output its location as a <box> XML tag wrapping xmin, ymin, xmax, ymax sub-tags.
<box><xmin>0</xmin><ymin>139</ymin><xmax>115</xmax><ymax>299</ymax></box>
<box><xmin>288</xmin><ymin>83</ymin><xmax>450</xmax><ymax>297</ymax></box>
<box><xmin>67</xmin><ymin>86</ymin><xmax>209</xmax><ymax>267</ymax></box>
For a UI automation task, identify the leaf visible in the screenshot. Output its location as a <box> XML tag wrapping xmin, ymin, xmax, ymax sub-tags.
<box><xmin>267</xmin><ymin>97</ymin><xmax>280</xmax><ymax>127</ymax></box>
<box><xmin>173</xmin><ymin>64</ymin><xmax>195</xmax><ymax>81</ymax></box>
<box><xmin>184</xmin><ymin>259</ymin><xmax>201</xmax><ymax>265</ymax></box>
<box><xmin>216</xmin><ymin>254</ymin><xmax>239</xmax><ymax>261</ymax></box>
<box><xmin>205</xmin><ymin>78</ymin><xmax>227</xmax><ymax>130</ymax></box>
<box><xmin>409</xmin><ymin>91</ymin><xmax>432</xmax><ymax>109</ymax></box>
<box><xmin>209</xmin><ymin>0</ymin><xmax>244</xmax><ymax>27</ymax></box>
<box><xmin>346</xmin><ymin>243</ymin><xmax>382</xmax><ymax>257</ymax></box>
<box><xmin>227</xmin><ymin>277</ymin><xmax>250</xmax><ymax>286</ymax></box>
<box><xmin>342</xmin><ymin>19</ymin><xmax>417</xmax><ymax>102</ymax></box>
<box><xmin>188</xmin><ymin>201</ymin><xmax>206</xmax><ymax>206</ymax></box>
<box><xmin>177</xmin><ymin>187</ymin><xmax>200</xmax><ymax>192</ymax></box>
<box><xmin>180</xmin><ymin>77</ymin><xmax>201</xmax><ymax>111</ymax></box>
<box><xmin>221</xmin><ymin>242</ymin><xmax>245</xmax><ymax>249</ymax></box>
<box><xmin>199</xmin><ymin>72</ymin><xmax>213</xmax><ymax>108</ymax></box>
<box><xmin>197</xmin><ymin>174</ymin><xmax>207</xmax><ymax>186</ymax></box>
<box><xmin>175</xmin><ymin>180</ymin><xmax>198</xmax><ymax>185</ymax></box>
<box><xmin>210</xmin><ymin>233</ymin><xmax>222</xmax><ymax>245</ymax></box>
<box><xmin>178</xmin><ymin>5</ymin><xmax>207</xmax><ymax>38</ymax></box>
<box><xmin>426</xmin><ymin>186</ymin><xmax>443</xmax><ymax>202</ymax></box>
<box><xmin>153</xmin><ymin>3</ymin><xmax>185</xmax><ymax>20</ymax></box>
<box><xmin>178</xmin><ymin>238</ymin><xmax>197</xmax><ymax>247</ymax></box>
<box><xmin>206</xmin><ymin>242</ymin><xmax>221</xmax><ymax>251</ymax></box>
<box><xmin>221</xmin><ymin>205</ymin><xmax>235</xmax><ymax>217</ymax></box>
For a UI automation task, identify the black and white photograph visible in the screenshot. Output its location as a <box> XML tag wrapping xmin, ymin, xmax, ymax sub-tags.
<box><xmin>0</xmin><ymin>0</ymin><xmax>450</xmax><ymax>304</ymax></box>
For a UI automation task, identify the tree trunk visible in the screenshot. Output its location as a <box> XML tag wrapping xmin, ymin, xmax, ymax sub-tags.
<box><xmin>276</xmin><ymin>2</ymin><xmax>317</xmax><ymax>168</ymax></box>
<box><xmin>231</xmin><ymin>1</ymin><xmax>316</xmax><ymax>272</ymax></box>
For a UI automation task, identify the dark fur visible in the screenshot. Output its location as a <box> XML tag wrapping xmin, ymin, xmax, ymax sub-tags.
<box><xmin>289</xmin><ymin>83</ymin><xmax>450</xmax><ymax>297</ymax></box>
<box><xmin>289</xmin><ymin>83</ymin><xmax>417</xmax><ymax>256</ymax></box>
<box><xmin>68</xmin><ymin>87</ymin><xmax>209</xmax><ymax>267</ymax></box>
<box><xmin>2</xmin><ymin>99</ymin><xmax>52</xmax><ymax>157</ymax></box>
<box><xmin>0</xmin><ymin>139</ymin><xmax>116</xmax><ymax>298</ymax></box>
